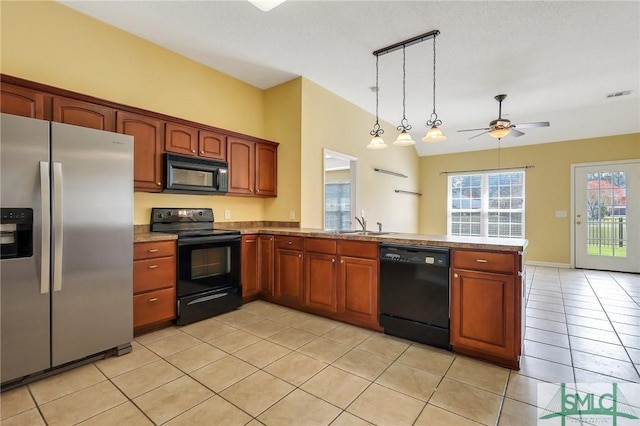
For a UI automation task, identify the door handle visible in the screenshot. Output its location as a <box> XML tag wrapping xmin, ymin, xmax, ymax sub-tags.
<box><xmin>40</xmin><ymin>162</ymin><xmax>51</xmax><ymax>294</ymax></box>
<box><xmin>53</xmin><ymin>162</ymin><xmax>63</xmax><ymax>292</ymax></box>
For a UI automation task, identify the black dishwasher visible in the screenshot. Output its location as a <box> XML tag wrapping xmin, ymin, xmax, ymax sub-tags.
<box><xmin>379</xmin><ymin>244</ymin><xmax>451</xmax><ymax>350</ymax></box>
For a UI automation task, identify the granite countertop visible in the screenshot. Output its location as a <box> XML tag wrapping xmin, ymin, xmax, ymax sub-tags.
<box><xmin>239</xmin><ymin>227</ymin><xmax>528</xmax><ymax>252</ymax></box>
<box><xmin>133</xmin><ymin>225</ymin><xmax>527</xmax><ymax>252</ymax></box>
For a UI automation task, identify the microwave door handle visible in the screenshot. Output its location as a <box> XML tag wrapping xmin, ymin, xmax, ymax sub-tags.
<box><xmin>53</xmin><ymin>162</ymin><xmax>63</xmax><ymax>292</ymax></box>
<box><xmin>40</xmin><ymin>162</ymin><xmax>51</xmax><ymax>294</ymax></box>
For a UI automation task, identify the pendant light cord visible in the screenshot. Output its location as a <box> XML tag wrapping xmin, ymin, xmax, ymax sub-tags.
<box><xmin>397</xmin><ymin>46</ymin><xmax>411</xmax><ymax>131</ymax></box>
<box><xmin>426</xmin><ymin>35</ymin><xmax>442</xmax><ymax>127</ymax></box>
<box><xmin>370</xmin><ymin>55</ymin><xmax>384</xmax><ymax>137</ymax></box>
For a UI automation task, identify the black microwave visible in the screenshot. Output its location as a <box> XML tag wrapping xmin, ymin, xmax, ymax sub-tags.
<box><xmin>164</xmin><ymin>154</ymin><xmax>229</xmax><ymax>194</ymax></box>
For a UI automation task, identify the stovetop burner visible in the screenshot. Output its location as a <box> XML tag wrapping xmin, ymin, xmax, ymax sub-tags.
<box><xmin>150</xmin><ymin>208</ymin><xmax>239</xmax><ymax>238</ymax></box>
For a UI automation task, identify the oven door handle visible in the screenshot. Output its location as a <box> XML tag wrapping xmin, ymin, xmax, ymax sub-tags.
<box><xmin>187</xmin><ymin>293</ymin><xmax>229</xmax><ymax>305</ymax></box>
<box><xmin>178</xmin><ymin>235</ymin><xmax>241</xmax><ymax>246</ymax></box>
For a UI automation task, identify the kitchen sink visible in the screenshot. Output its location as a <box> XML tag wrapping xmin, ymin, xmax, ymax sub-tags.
<box><xmin>324</xmin><ymin>230</ymin><xmax>360</xmax><ymax>234</ymax></box>
<box><xmin>354</xmin><ymin>231</ymin><xmax>393</xmax><ymax>236</ymax></box>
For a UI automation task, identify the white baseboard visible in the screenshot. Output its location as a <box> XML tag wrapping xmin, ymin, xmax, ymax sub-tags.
<box><xmin>525</xmin><ymin>261</ymin><xmax>571</xmax><ymax>269</ymax></box>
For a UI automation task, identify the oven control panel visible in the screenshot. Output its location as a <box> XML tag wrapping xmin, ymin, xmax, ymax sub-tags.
<box><xmin>151</xmin><ymin>208</ymin><xmax>214</xmax><ymax>223</ymax></box>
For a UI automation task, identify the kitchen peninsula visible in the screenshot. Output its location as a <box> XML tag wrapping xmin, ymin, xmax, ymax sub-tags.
<box><xmin>136</xmin><ymin>227</ymin><xmax>527</xmax><ymax>370</ymax></box>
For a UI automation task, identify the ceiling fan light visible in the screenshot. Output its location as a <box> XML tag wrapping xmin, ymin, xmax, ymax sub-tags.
<box><xmin>393</xmin><ymin>130</ymin><xmax>415</xmax><ymax>146</ymax></box>
<box><xmin>422</xmin><ymin>125</ymin><xmax>447</xmax><ymax>142</ymax></box>
<box><xmin>489</xmin><ymin>127</ymin><xmax>511</xmax><ymax>139</ymax></box>
<box><xmin>367</xmin><ymin>135</ymin><xmax>388</xmax><ymax>150</ymax></box>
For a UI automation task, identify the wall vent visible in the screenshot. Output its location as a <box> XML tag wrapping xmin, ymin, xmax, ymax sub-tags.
<box><xmin>606</xmin><ymin>90</ymin><xmax>632</xmax><ymax>98</ymax></box>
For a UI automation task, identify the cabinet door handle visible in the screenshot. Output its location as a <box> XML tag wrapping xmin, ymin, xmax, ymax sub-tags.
<box><xmin>148</xmin><ymin>249</ymin><xmax>159</xmax><ymax>253</ymax></box>
<box><xmin>191</xmin><ymin>149</ymin><xmax>196</xmax><ymax>153</ymax></box>
<box><xmin>341</xmin><ymin>260</ymin><xmax>344</xmax><ymax>264</ymax></box>
<box><xmin>148</xmin><ymin>265</ymin><xmax>159</xmax><ymax>269</ymax></box>
<box><xmin>157</xmin><ymin>182</ymin><xmax>161</xmax><ymax>186</ymax></box>
<box><xmin>288</xmin><ymin>241</ymin><xmax>292</xmax><ymax>245</ymax></box>
<box><xmin>256</xmin><ymin>189</ymin><xmax>260</xmax><ymax>193</ymax></box>
<box><xmin>332</xmin><ymin>258</ymin><xmax>336</xmax><ymax>263</ymax></box>
<box><xmin>148</xmin><ymin>297</ymin><xmax>159</xmax><ymax>302</ymax></box>
<box><xmin>298</xmin><ymin>254</ymin><xmax>302</xmax><ymax>258</ymax></box>
<box><xmin>200</xmin><ymin>150</ymin><xmax>204</xmax><ymax>154</ymax></box>
<box><xmin>475</xmin><ymin>259</ymin><xmax>489</xmax><ymax>263</ymax></box>
<box><xmin>454</xmin><ymin>273</ymin><xmax>459</xmax><ymax>278</ymax></box>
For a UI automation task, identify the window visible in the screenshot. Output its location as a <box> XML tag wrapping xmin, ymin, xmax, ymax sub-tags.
<box><xmin>325</xmin><ymin>182</ymin><xmax>351</xmax><ymax>230</ymax></box>
<box><xmin>448</xmin><ymin>171</ymin><xmax>525</xmax><ymax>238</ymax></box>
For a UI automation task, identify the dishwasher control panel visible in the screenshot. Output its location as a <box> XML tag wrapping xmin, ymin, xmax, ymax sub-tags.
<box><xmin>379</xmin><ymin>244</ymin><xmax>449</xmax><ymax>267</ymax></box>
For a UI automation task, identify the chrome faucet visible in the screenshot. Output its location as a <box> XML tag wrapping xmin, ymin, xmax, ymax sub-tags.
<box><xmin>376</xmin><ymin>222</ymin><xmax>383</xmax><ymax>232</ymax></box>
<box><xmin>354</xmin><ymin>211</ymin><xmax>366</xmax><ymax>231</ymax></box>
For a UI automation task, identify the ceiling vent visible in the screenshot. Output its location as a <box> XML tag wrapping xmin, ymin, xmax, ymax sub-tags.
<box><xmin>606</xmin><ymin>90</ymin><xmax>632</xmax><ymax>98</ymax></box>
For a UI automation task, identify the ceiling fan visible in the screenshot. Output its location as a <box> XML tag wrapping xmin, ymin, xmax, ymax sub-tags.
<box><xmin>458</xmin><ymin>94</ymin><xmax>550</xmax><ymax>140</ymax></box>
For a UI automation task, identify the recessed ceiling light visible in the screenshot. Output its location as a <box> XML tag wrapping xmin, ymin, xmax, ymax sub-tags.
<box><xmin>606</xmin><ymin>90</ymin><xmax>632</xmax><ymax>98</ymax></box>
<box><xmin>248</xmin><ymin>0</ymin><xmax>286</xmax><ymax>12</ymax></box>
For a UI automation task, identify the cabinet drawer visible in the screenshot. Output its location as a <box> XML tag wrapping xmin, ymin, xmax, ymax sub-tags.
<box><xmin>134</xmin><ymin>257</ymin><xmax>176</xmax><ymax>293</ymax></box>
<box><xmin>134</xmin><ymin>240</ymin><xmax>175</xmax><ymax>260</ymax></box>
<box><xmin>338</xmin><ymin>241</ymin><xmax>378</xmax><ymax>259</ymax></box>
<box><xmin>452</xmin><ymin>249</ymin><xmax>515</xmax><ymax>275</ymax></box>
<box><xmin>133</xmin><ymin>287</ymin><xmax>176</xmax><ymax>328</ymax></box>
<box><xmin>305</xmin><ymin>238</ymin><xmax>337</xmax><ymax>254</ymax></box>
<box><xmin>275</xmin><ymin>236</ymin><xmax>303</xmax><ymax>250</ymax></box>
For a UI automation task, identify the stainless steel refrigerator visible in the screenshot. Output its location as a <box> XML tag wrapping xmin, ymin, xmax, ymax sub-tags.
<box><xmin>1</xmin><ymin>113</ymin><xmax>134</xmax><ymax>386</ymax></box>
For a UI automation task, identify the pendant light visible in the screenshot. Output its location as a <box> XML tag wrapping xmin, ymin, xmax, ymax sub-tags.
<box><xmin>393</xmin><ymin>46</ymin><xmax>415</xmax><ymax>146</ymax></box>
<box><xmin>367</xmin><ymin>55</ymin><xmax>388</xmax><ymax>150</ymax></box>
<box><xmin>423</xmin><ymin>34</ymin><xmax>447</xmax><ymax>142</ymax></box>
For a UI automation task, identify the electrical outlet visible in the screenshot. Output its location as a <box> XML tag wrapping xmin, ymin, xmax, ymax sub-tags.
<box><xmin>289</xmin><ymin>210</ymin><xmax>296</xmax><ymax>220</ymax></box>
<box><xmin>555</xmin><ymin>210</ymin><xmax>567</xmax><ymax>218</ymax></box>
<box><xmin>224</xmin><ymin>210</ymin><xmax>231</xmax><ymax>219</ymax></box>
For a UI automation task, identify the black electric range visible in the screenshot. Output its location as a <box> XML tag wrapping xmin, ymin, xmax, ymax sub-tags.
<box><xmin>150</xmin><ymin>208</ymin><xmax>242</xmax><ymax>325</ymax></box>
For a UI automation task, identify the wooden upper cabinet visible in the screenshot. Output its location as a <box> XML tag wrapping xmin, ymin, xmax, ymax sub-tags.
<box><xmin>199</xmin><ymin>130</ymin><xmax>226</xmax><ymax>160</ymax></box>
<box><xmin>227</xmin><ymin>137</ymin><xmax>255</xmax><ymax>195</ymax></box>
<box><xmin>0</xmin><ymin>83</ymin><xmax>44</xmax><ymax>119</ymax></box>
<box><xmin>165</xmin><ymin>122</ymin><xmax>198</xmax><ymax>156</ymax></box>
<box><xmin>255</xmin><ymin>142</ymin><xmax>277</xmax><ymax>196</ymax></box>
<box><xmin>52</xmin><ymin>96</ymin><xmax>115</xmax><ymax>131</ymax></box>
<box><xmin>116</xmin><ymin>111</ymin><xmax>164</xmax><ymax>192</ymax></box>
<box><xmin>227</xmin><ymin>137</ymin><xmax>277</xmax><ymax>197</ymax></box>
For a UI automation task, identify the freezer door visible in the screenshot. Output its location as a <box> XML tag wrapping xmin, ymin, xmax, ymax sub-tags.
<box><xmin>0</xmin><ymin>114</ymin><xmax>51</xmax><ymax>383</ymax></box>
<box><xmin>50</xmin><ymin>122</ymin><xmax>134</xmax><ymax>366</ymax></box>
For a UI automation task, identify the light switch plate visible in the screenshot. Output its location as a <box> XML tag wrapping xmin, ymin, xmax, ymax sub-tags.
<box><xmin>224</xmin><ymin>209</ymin><xmax>231</xmax><ymax>219</ymax></box>
<box><xmin>555</xmin><ymin>210</ymin><xmax>567</xmax><ymax>218</ymax></box>
<box><xmin>289</xmin><ymin>210</ymin><xmax>296</xmax><ymax>220</ymax></box>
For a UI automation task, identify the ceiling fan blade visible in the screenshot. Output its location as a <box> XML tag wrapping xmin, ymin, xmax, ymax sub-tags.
<box><xmin>457</xmin><ymin>127</ymin><xmax>490</xmax><ymax>132</ymax></box>
<box><xmin>513</xmin><ymin>121</ymin><xmax>550</xmax><ymax>129</ymax></box>
<box><xmin>509</xmin><ymin>128</ymin><xmax>525</xmax><ymax>137</ymax></box>
<box><xmin>469</xmin><ymin>130</ymin><xmax>490</xmax><ymax>140</ymax></box>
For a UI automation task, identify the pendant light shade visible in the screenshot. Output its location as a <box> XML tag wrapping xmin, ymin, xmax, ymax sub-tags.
<box><xmin>393</xmin><ymin>130</ymin><xmax>415</xmax><ymax>146</ymax></box>
<box><xmin>422</xmin><ymin>34</ymin><xmax>446</xmax><ymax>143</ymax></box>
<box><xmin>367</xmin><ymin>135</ymin><xmax>388</xmax><ymax>149</ymax></box>
<box><xmin>423</xmin><ymin>124</ymin><xmax>447</xmax><ymax>142</ymax></box>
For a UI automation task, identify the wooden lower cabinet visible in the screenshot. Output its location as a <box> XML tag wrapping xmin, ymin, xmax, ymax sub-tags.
<box><xmin>450</xmin><ymin>248</ymin><xmax>523</xmax><ymax>369</ymax></box>
<box><xmin>241</xmin><ymin>235</ymin><xmax>259</xmax><ymax>300</ymax></box>
<box><xmin>339</xmin><ymin>255</ymin><xmax>378</xmax><ymax>327</ymax></box>
<box><xmin>304</xmin><ymin>252</ymin><xmax>338</xmax><ymax>314</ymax></box>
<box><xmin>133</xmin><ymin>240</ymin><xmax>176</xmax><ymax>335</ymax></box>
<box><xmin>274</xmin><ymin>236</ymin><xmax>304</xmax><ymax>305</ymax></box>
<box><xmin>258</xmin><ymin>235</ymin><xmax>275</xmax><ymax>296</ymax></box>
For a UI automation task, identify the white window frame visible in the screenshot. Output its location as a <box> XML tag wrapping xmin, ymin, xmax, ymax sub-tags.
<box><xmin>447</xmin><ymin>170</ymin><xmax>526</xmax><ymax>239</ymax></box>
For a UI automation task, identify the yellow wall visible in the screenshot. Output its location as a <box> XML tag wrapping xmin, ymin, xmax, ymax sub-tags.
<box><xmin>300</xmin><ymin>79</ymin><xmax>420</xmax><ymax>232</ymax></box>
<box><xmin>419</xmin><ymin>134</ymin><xmax>640</xmax><ymax>264</ymax></box>
<box><xmin>264</xmin><ymin>79</ymin><xmax>302</xmax><ymax>222</ymax></box>
<box><xmin>1</xmin><ymin>0</ymin><xmax>270</xmax><ymax>224</ymax></box>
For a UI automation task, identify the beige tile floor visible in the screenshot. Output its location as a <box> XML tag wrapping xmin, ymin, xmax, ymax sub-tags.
<box><xmin>1</xmin><ymin>266</ymin><xmax>639</xmax><ymax>425</ymax></box>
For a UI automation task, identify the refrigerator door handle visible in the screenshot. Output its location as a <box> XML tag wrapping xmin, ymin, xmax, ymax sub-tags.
<box><xmin>53</xmin><ymin>162</ymin><xmax>63</xmax><ymax>292</ymax></box>
<box><xmin>40</xmin><ymin>161</ymin><xmax>51</xmax><ymax>294</ymax></box>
